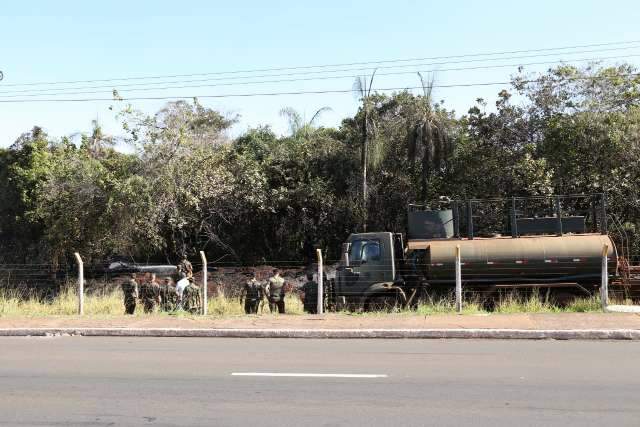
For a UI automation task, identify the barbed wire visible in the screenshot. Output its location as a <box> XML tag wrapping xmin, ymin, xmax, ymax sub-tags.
<box><xmin>3</xmin><ymin>255</ymin><xmax>640</xmax><ymax>269</ymax></box>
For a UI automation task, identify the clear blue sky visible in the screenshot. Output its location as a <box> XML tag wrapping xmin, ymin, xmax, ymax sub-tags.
<box><xmin>1</xmin><ymin>0</ymin><xmax>640</xmax><ymax>147</ymax></box>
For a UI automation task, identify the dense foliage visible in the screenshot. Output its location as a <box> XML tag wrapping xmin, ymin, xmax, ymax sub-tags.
<box><xmin>2</xmin><ymin>65</ymin><xmax>639</xmax><ymax>266</ymax></box>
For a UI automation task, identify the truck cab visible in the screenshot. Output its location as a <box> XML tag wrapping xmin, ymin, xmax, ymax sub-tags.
<box><xmin>334</xmin><ymin>232</ymin><xmax>407</xmax><ymax>310</ymax></box>
<box><xmin>333</xmin><ymin>207</ymin><xmax>454</xmax><ymax>311</ymax></box>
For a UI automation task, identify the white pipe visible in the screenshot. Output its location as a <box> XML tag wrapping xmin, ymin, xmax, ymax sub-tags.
<box><xmin>74</xmin><ymin>252</ymin><xmax>84</xmax><ymax>315</ymax></box>
<box><xmin>455</xmin><ymin>245</ymin><xmax>462</xmax><ymax>313</ymax></box>
<box><xmin>317</xmin><ymin>249</ymin><xmax>324</xmax><ymax>315</ymax></box>
<box><xmin>601</xmin><ymin>244</ymin><xmax>608</xmax><ymax>311</ymax></box>
<box><xmin>200</xmin><ymin>251</ymin><xmax>208</xmax><ymax>315</ymax></box>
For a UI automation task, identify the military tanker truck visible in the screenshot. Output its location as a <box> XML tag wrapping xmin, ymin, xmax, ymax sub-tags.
<box><xmin>331</xmin><ymin>194</ymin><xmax>631</xmax><ymax>311</ymax></box>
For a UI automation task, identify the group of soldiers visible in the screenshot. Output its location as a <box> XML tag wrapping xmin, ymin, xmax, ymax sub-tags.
<box><xmin>240</xmin><ymin>268</ymin><xmax>320</xmax><ymax>314</ymax></box>
<box><xmin>120</xmin><ymin>259</ymin><xmax>201</xmax><ymax>315</ymax></box>
<box><xmin>120</xmin><ymin>259</ymin><xmax>322</xmax><ymax>315</ymax></box>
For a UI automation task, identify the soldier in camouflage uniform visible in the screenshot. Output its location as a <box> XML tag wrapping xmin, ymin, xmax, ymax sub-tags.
<box><xmin>301</xmin><ymin>272</ymin><xmax>319</xmax><ymax>314</ymax></box>
<box><xmin>240</xmin><ymin>272</ymin><xmax>264</xmax><ymax>314</ymax></box>
<box><xmin>267</xmin><ymin>268</ymin><xmax>286</xmax><ymax>314</ymax></box>
<box><xmin>160</xmin><ymin>277</ymin><xmax>177</xmax><ymax>312</ymax></box>
<box><xmin>182</xmin><ymin>278</ymin><xmax>201</xmax><ymax>314</ymax></box>
<box><xmin>121</xmin><ymin>273</ymin><xmax>138</xmax><ymax>315</ymax></box>
<box><xmin>178</xmin><ymin>258</ymin><xmax>193</xmax><ymax>279</ymax></box>
<box><xmin>139</xmin><ymin>273</ymin><xmax>161</xmax><ymax>313</ymax></box>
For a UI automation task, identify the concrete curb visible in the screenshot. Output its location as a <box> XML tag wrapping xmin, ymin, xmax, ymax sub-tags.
<box><xmin>0</xmin><ymin>328</ymin><xmax>639</xmax><ymax>339</ymax></box>
<box><xmin>606</xmin><ymin>305</ymin><xmax>640</xmax><ymax>313</ymax></box>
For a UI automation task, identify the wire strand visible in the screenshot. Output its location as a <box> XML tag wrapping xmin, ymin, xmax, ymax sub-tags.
<box><xmin>1</xmin><ymin>72</ymin><xmax>637</xmax><ymax>103</ymax></box>
<box><xmin>1</xmin><ymin>52</ymin><xmax>637</xmax><ymax>99</ymax></box>
<box><xmin>2</xmin><ymin>39</ymin><xmax>639</xmax><ymax>88</ymax></box>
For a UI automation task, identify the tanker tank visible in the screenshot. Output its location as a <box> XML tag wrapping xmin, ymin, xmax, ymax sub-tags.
<box><xmin>406</xmin><ymin>200</ymin><xmax>617</xmax><ymax>285</ymax></box>
<box><xmin>407</xmin><ymin>234</ymin><xmax>617</xmax><ymax>284</ymax></box>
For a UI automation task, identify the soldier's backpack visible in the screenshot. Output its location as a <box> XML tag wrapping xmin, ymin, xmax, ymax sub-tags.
<box><xmin>246</xmin><ymin>281</ymin><xmax>261</xmax><ymax>301</ymax></box>
<box><xmin>183</xmin><ymin>284</ymin><xmax>201</xmax><ymax>313</ymax></box>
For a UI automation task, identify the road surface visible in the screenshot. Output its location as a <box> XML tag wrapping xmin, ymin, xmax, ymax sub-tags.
<box><xmin>0</xmin><ymin>337</ymin><xmax>639</xmax><ymax>426</ymax></box>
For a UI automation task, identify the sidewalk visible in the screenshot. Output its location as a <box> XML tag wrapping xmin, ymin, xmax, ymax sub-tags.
<box><xmin>1</xmin><ymin>312</ymin><xmax>639</xmax><ymax>330</ymax></box>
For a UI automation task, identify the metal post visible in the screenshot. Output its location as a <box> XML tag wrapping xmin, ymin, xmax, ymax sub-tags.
<box><xmin>554</xmin><ymin>196</ymin><xmax>563</xmax><ymax>236</ymax></box>
<box><xmin>455</xmin><ymin>245</ymin><xmax>462</xmax><ymax>313</ymax></box>
<box><xmin>200</xmin><ymin>251</ymin><xmax>208</xmax><ymax>315</ymax></box>
<box><xmin>600</xmin><ymin>193</ymin><xmax>608</xmax><ymax>235</ymax></box>
<box><xmin>453</xmin><ymin>201</ymin><xmax>460</xmax><ymax>238</ymax></box>
<box><xmin>316</xmin><ymin>249</ymin><xmax>324</xmax><ymax>315</ymax></box>
<box><xmin>466</xmin><ymin>201</ymin><xmax>474</xmax><ymax>240</ymax></box>
<box><xmin>510</xmin><ymin>197</ymin><xmax>518</xmax><ymax>238</ymax></box>
<box><xmin>73</xmin><ymin>252</ymin><xmax>84</xmax><ymax>315</ymax></box>
<box><xmin>601</xmin><ymin>244</ymin><xmax>609</xmax><ymax>311</ymax></box>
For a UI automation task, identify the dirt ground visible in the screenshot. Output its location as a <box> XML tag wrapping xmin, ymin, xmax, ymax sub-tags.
<box><xmin>1</xmin><ymin>312</ymin><xmax>639</xmax><ymax>330</ymax></box>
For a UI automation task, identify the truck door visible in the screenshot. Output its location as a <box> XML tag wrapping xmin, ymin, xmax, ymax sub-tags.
<box><xmin>393</xmin><ymin>233</ymin><xmax>404</xmax><ymax>271</ymax></box>
<box><xmin>340</xmin><ymin>233</ymin><xmax>394</xmax><ymax>299</ymax></box>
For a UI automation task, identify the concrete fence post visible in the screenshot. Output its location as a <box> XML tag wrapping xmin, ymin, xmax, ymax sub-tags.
<box><xmin>200</xmin><ymin>251</ymin><xmax>208</xmax><ymax>316</ymax></box>
<box><xmin>455</xmin><ymin>245</ymin><xmax>462</xmax><ymax>313</ymax></box>
<box><xmin>316</xmin><ymin>249</ymin><xmax>324</xmax><ymax>315</ymax></box>
<box><xmin>73</xmin><ymin>252</ymin><xmax>84</xmax><ymax>315</ymax></box>
<box><xmin>601</xmin><ymin>244</ymin><xmax>609</xmax><ymax>311</ymax></box>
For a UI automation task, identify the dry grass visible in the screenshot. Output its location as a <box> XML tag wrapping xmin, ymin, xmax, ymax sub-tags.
<box><xmin>0</xmin><ymin>284</ymin><xmax>610</xmax><ymax>317</ymax></box>
<box><xmin>0</xmin><ymin>285</ymin><xmax>306</xmax><ymax>317</ymax></box>
<box><xmin>206</xmin><ymin>293</ymin><xmax>304</xmax><ymax>316</ymax></box>
<box><xmin>0</xmin><ymin>286</ymin><xmax>124</xmax><ymax>317</ymax></box>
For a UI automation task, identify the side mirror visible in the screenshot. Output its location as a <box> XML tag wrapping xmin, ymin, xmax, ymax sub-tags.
<box><xmin>341</xmin><ymin>242</ymin><xmax>351</xmax><ymax>266</ymax></box>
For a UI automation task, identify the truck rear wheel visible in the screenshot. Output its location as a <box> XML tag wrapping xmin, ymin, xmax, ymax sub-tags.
<box><xmin>550</xmin><ymin>290</ymin><xmax>579</xmax><ymax>308</ymax></box>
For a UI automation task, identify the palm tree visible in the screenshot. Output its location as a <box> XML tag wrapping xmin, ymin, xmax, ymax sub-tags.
<box><xmin>408</xmin><ymin>72</ymin><xmax>453</xmax><ymax>202</ymax></box>
<box><xmin>279</xmin><ymin>106</ymin><xmax>332</xmax><ymax>139</ymax></box>
<box><xmin>79</xmin><ymin>119</ymin><xmax>114</xmax><ymax>158</ymax></box>
<box><xmin>352</xmin><ymin>70</ymin><xmax>377</xmax><ymax>230</ymax></box>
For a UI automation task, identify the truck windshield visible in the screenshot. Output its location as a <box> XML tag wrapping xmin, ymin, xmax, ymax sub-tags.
<box><xmin>349</xmin><ymin>239</ymin><xmax>381</xmax><ymax>264</ymax></box>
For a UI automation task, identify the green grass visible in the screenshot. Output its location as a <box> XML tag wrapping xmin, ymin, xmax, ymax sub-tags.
<box><xmin>493</xmin><ymin>291</ymin><xmax>606</xmax><ymax>314</ymax></box>
<box><xmin>342</xmin><ymin>291</ymin><xmax>611</xmax><ymax>316</ymax></box>
<box><xmin>0</xmin><ymin>285</ymin><xmax>613</xmax><ymax>317</ymax></box>
<box><xmin>415</xmin><ymin>297</ymin><xmax>486</xmax><ymax>316</ymax></box>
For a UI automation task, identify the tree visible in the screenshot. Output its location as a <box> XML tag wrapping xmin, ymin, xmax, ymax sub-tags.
<box><xmin>279</xmin><ymin>106</ymin><xmax>332</xmax><ymax>139</ymax></box>
<box><xmin>4</xmin><ymin>62</ymin><xmax>640</xmax><ymax>266</ymax></box>
<box><xmin>352</xmin><ymin>70</ymin><xmax>377</xmax><ymax>230</ymax></box>
<box><xmin>513</xmin><ymin>63</ymin><xmax>640</xmax><ymax>116</ymax></box>
<box><xmin>80</xmin><ymin>119</ymin><xmax>114</xmax><ymax>158</ymax></box>
<box><xmin>408</xmin><ymin>73</ymin><xmax>455</xmax><ymax>202</ymax></box>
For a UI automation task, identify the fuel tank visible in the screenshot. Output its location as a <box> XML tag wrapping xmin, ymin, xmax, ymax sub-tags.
<box><xmin>408</xmin><ymin>234</ymin><xmax>617</xmax><ymax>284</ymax></box>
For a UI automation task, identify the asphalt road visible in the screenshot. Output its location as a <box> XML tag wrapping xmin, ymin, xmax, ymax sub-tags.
<box><xmin>0</xmin><ymin>338</ymin><xmax>639</xmax><ymax>426</ymax></box>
